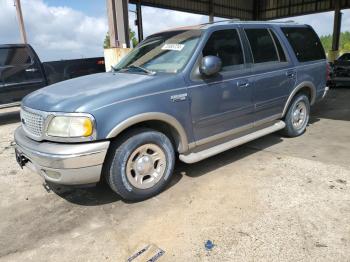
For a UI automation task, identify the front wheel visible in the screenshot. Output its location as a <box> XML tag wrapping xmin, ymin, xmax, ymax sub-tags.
<box><xmin>281</xmin><ymin>94</ymin><xmax>310</xmax><ymax>137</ymax></box>
<box><xmin>105</xmin><ymin>129</ymin><xmax>175</xmax><ymax>201</ymax></box>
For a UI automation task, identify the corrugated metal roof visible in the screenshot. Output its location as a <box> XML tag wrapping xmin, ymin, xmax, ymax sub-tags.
<box><xmin>129</xmin><ymin>0</ymin><xmax>254</xmax><ymax>20</ymax></box>
<box><xmin>129</xmin><ymin>0</ymin><xmax>350</xmax><ymax>20</ymax></box>
<box><xmin>258</xmin><ymin>0</ymin><xmax>350</xmax><ymax>20</ymax></box>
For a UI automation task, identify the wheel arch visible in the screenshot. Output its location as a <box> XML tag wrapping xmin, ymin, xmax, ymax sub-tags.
<box><xmin>282</xmin><ymin>81</ymin><xmax>316</xmax><ymax>117</ymax></box>
<box><xmin>106</xmin><ymin>112</ymin><xmax>189</xmax><ymax>153</ymax></box>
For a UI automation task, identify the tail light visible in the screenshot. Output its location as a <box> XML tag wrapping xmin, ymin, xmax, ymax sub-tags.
<box><xmin>97</xmin><ymin>60</ymin><xmax>105</xmax><ymax>65</ymax></box>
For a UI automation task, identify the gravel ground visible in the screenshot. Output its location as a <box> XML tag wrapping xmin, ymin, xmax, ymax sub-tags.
<box><xmin>0</xmin><ymin>88</ymin><xmax>349</xmax><ymax>262</ymax></box>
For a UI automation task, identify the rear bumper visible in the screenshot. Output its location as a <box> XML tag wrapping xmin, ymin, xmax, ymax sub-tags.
<box><xmin>14</xmin><ymin>127</ymin><xmax>110</xmax><ymax>185</ymax></box>
<box><xmin>316</xmin><ymin>86</ymin><xmax>329</xmax><ymax>102</ymax></box>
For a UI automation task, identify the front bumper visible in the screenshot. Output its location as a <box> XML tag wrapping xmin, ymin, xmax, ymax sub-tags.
<box><xmin>14</xmin><ymin>127</ymin><xmax>110</xmax><ymax>185</ymax></box>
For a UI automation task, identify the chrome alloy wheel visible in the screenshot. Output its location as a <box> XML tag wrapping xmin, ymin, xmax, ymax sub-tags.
<box><xmin>126</xmin><ymin>144</ymin><xmax>167</xmax><ymax>189</ymax></box>
<box><xmin>292</xmin><ymin>101</ymin><xmax>307</xmax><ymax>129</ymax></box>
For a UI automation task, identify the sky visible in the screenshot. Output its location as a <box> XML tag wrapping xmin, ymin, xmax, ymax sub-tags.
<box><xmin>1</xmin><ymin>0</ymin><xmax>350</xmax><ymax>62</ymax></box>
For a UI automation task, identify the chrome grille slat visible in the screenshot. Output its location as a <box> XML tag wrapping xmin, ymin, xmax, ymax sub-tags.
<box><xmin>21</xmin><ymin>109</ymin><xmax>44</xmax><ymax>138</ymax></box>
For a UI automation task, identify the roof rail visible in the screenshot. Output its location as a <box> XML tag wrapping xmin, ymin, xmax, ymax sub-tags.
<box><xmin>200</xmin><ymin>18</ymin><xmax>240</xmax><ymax>26</ymax></box>
<box><xmin>269</xmin><ymin>20</ymin><xmax>296</xmax><ymax>23</ymax></box>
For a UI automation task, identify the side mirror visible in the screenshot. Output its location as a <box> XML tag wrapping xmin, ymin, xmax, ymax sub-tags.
<box><xmin>199</xmin><ymin>56</ymin><xmax>222</xmax><ymax>76</ymax></box>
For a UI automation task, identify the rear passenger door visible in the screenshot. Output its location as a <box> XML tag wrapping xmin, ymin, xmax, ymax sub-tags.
<box><xmin>0</xmin><ymin>46</ymin><xmax>46</xmax><ymax>105</ymax></box>
<box><xmin>189</xmin><ymin>28</ymin><xmax>254</xmax><ymax>142</ymax></box>
<box><xmin>242</xmin><ymin>26</ymin><xmax>295</xmax><ymax>125</ymax></box>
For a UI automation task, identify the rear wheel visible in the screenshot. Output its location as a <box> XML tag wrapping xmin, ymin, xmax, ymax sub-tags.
<box><xmin>105</xmin><ymin>129</ymin><xmax>175</xmax><ymax>201</ymax></box>
<box><xmin>282</xmin><ymin>94</ymin><xmax>310</xmax><ymax>137</ymax></box>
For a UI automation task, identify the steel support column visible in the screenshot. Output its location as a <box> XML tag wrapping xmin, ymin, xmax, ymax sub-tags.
<box><xmin>208</xmin><ymin>0</ymin><xmax>214</xmax><ymax>22</ymax></box>
<box><xmin>107</xmin><ymin>0</ymin><xmax>130</xmax><ymax>48</ymax></box>
<box><xmin>332</xmin><ymin>0</ymin><xmax>342</xmax><ymax>52</ymax></box>
<box><xmin>252</xmin><ymin>0</ymin><xmax>259</xmax><ymax>20</ymax></box>
<box><xmin>136</xmin><ymin>0</ymin><xmax>144</xmax><ymax>41</ymax></box>
<box><xmin>14</xmin><ymin>0</ymin><xmax>27</xmax><ymax>44</ymax></box>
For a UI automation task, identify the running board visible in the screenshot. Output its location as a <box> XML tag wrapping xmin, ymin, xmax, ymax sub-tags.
<box><xmin>179</xmin><ymin>121</ymin><xmax>286</xmax><ymax>164</ymax></box>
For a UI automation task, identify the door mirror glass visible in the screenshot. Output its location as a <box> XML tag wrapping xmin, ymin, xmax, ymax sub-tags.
<box><xmin>200</xmin><ymin>56</ymin><xmax>222</xmax><ymax>76</ymax></box>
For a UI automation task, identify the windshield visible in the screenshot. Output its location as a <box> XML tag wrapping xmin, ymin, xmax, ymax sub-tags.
<box><xmin>113</xmin><ymin>30</ymin><xmax>202</xmax><ymax>74</ymax></box>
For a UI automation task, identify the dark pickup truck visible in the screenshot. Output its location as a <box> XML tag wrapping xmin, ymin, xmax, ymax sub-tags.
<box><xmin>0</xmin><ymin>44</ymin><xmax>105</xmax><ymax>108</ymax></box>
<box><xmin>330</xmin><ymin>53</ymin><xmax>350</xmax><ymax>87</ymax></box>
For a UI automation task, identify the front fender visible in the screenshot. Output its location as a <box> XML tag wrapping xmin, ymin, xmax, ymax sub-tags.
<box><xmin>106</xmin><ymin>112</ymin><xmax>189</xmax><ymax>153</ymax></box>
<box><xmin>91</xmin><ymin>89</ymin><xmax>194</xmax><ymax>153</ymax></box>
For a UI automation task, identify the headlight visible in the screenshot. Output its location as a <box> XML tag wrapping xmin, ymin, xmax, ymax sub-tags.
<box><xmin>47</xmin><ymin>116</ymin><xmax>94</xmax><ymax>138</ymax></box>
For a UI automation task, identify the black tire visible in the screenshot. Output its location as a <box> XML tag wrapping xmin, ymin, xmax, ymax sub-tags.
<box><xmin>281</xmin><ymin>94</ymin><xmax>310</xmax><ymax>137</ymax></box>
<box><xmin>105</xmin><ymin>128</ymin><xmax>175</xmax><ymax>201</ymax></box>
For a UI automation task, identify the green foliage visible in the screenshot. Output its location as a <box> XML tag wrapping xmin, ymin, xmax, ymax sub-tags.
<box><xmin>103</xmin><ymin>33</ymin><xmax>110</xmax><ymax>49</ymax></box>
<box><xmin>320</xmin><ymin>31</ymin><xmax>350</xmax><ymax>54</ymax></box>
<box><xmin>129</xmin><ymin>29</ymin><xmax>138</xmax><ymax>48</ymax></box>
<box><xmin>103</xmin><ymin>29</ymin><xmax>138</xmax><ymax>49</ymax></box>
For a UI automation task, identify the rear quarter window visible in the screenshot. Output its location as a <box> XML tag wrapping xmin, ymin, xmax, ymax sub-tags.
<box><xmin>281</xmin><ymin>27</ymin><xmax>326</xmax><ymax>62</ymax></box>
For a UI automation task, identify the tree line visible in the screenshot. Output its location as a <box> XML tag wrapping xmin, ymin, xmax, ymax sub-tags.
<box><xmin>320</xmin><ymin>31</ymin><xmax>350</xmax><ymax>54</ymax></box>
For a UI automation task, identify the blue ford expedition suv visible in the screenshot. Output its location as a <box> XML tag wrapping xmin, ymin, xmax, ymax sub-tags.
<box><xmin>14</xmin><ymin>21</ymin><xmax>328</xmax><ymax>201</ymax></box>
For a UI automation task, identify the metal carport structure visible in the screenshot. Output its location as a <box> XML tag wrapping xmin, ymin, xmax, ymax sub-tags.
<box><xmin>106</xmin><ymin>0</ymin><xmax>350</xmax><ymax>60</ymax></box>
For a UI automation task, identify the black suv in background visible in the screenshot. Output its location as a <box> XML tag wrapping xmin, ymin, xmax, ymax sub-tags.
<box><xmin>0</xmin><ymin>44</ymin><xmax>105</xmax><ymax>108</ymax></box>
<box><xmin>330</xmin><ymin>52</ymin><xmax>350</xmax><ymax>87</ymax></box>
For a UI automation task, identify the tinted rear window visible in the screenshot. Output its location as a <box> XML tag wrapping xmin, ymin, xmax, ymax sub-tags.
<box><xmin>281</xmin><ymin>27</ymin><xmax>325</xmax><ymax>62</ymax></box>
<box><xmin>0</xmin><ymin>47</ymin><xmax>32</xmax><ymax>66</ymax></box>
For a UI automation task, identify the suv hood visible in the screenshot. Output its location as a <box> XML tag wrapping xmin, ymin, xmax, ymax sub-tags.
<box><xmin>22</xmin><ymin>72</ymin><xmax>176</xmax><ymax>112</ymax></box>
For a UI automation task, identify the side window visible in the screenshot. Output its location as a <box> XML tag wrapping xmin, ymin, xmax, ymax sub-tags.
<box><xmin>270</xmin><ymin>30</ymin><xmax>287</xmax><ymax>62</ymax></box>
<box><xmin>202</xmin><ymin>29</ymin><xmax>244</xmax><ymax>71</ymax></box>
<box><xmin>245</xmin><ymin>28</ymin><xmax>279</xmax><ymax>63</ymax></box>
<box><xmin>281</xmin><ymin>27</ymin><xmax>326</xmax><ymax>62</ymax></box>
<box><xmin>0</xmin><ymin>47</ymin><xmax>32</xmax><ymax>66</ymax></box>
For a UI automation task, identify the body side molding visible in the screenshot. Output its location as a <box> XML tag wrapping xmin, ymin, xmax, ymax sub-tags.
<box><xmin>106</xmin><ymin>112</ymin><xmax>189</xmax><ymax>153</ymax></box>
<box><xmin>282</xmin><ymin>81</ymin><xmax>316</xmax><ymax>117</ymax></box>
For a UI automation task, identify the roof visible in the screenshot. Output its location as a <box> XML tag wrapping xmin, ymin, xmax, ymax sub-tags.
<box><xmin>130</xmin><ymin>0</ymin><xmax>350</xmax><ymax>20</ymax></box>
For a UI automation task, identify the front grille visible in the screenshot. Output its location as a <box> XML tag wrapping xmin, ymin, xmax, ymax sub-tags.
<box><xmin>20</xmin><ymin>109</ymin><xmax>44</xmax><ymax>138</ymax></box>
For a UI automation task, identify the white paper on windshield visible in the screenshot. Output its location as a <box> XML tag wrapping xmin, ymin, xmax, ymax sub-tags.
<box><xmin>161</xmin><ymin>44</ymin><xmax>185</xmax><ymax>51</ymax></box>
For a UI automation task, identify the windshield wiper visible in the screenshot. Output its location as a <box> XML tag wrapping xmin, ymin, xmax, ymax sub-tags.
<box><xmin>125</xmin><ymin>65</ymin><xmax>156</xmax><ymax>75</ymax></box>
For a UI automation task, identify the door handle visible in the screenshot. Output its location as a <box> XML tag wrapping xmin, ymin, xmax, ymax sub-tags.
<box><xmin>25</xmin><ymin>68</ymin><xmax>38</xmax><ymax>73</ymax></box>
<box><xmin>237</xmin><ymin>81</ymin><xmax>249</xmax><ymax>88</ymax></box>
<box><xmin>286</xmin><ymin>71</ymin><xmax>296</xmax><ymax>78</ymax></box>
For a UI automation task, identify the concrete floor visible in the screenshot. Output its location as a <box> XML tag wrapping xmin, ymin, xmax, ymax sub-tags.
<box><xmin>0</xmin><ymin>88</ymin><xmax>349</xmax><ymax>261</ymax></box>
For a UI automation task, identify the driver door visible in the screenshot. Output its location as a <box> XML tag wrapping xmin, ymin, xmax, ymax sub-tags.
<box><xmin>188</xmin><ymin>28</ymin><xmax>254</xmax><ymax>142</ymax></box>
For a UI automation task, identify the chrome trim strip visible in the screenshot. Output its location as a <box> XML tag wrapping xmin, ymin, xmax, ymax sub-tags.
<box><xmin>0</xmin><ymin>101</ymin><xmax>21</xmax><ymax>109</ymax></box>
<box><xmin>106</xmin><ymin>112</ymin><xmax>189</xmax><ymax>153</ymax></box>
<box><xmin>3</xmin><ymin>79</ymin><xmax>44</xmax><ymax>87</ymax></box>
<box><xmin>322</xmin><ymin>86</ymin><xmax>329</xmax><ymax>99</ymax></box>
